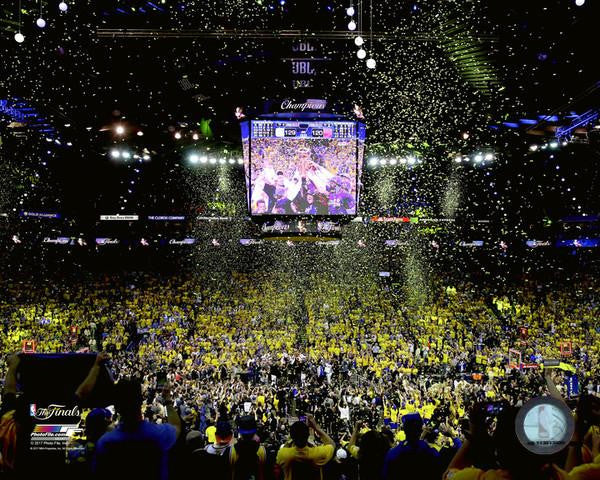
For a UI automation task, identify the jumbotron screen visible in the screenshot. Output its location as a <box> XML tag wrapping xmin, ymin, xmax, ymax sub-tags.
<box><xmin>241</xmin><ymin>120</ymin><xmax>365</xmax><ymax>216</ymax></box>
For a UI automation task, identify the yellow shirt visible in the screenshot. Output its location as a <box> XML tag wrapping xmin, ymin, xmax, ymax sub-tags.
<box><xmin>205</xmin><ymin>425</ymin><xmax>217</xmax><ymax>444</ymax></box>
<box><xmin>444</xmin><ymin>466</ymin><xmax>568</xmax><ymax>480</ymax></box>
<box><xmin>276</xmin><ymin>444</ymin><xmax>335</xmax><ymax>480</ymax></box>
<box><xmin>569</xmin><ymin>455</ymin><xmax>600</xmax><ymax>480</ymax></box>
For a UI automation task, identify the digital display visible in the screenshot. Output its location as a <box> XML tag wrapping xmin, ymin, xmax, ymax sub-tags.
<box><xmin>515</xmin><ymin>396</ymin><xmax>574</xmax><ymax>455</ymax></box>
<box><xmin>243</xmin><ymin>120</ymin><xmax>364</xmax><ymax>216</ymax></box>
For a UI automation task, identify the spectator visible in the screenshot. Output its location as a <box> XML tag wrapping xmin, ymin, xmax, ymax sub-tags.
<box><xmin>383</xmin><ymin>413</ymin><xmax>441</xmax><ymax>480</ymax></box>
<box><xmin>276</xmin><ymin>413</ymin><xmax>335</xmax><ymax>480</ymax></box>
<box><xmin>348</xmin><ymin>422</ymin><xmax>390</xmax><ymax>480</ymax></box>
<box><xmin>230</xmin><ymin>415</ymin><xmax>266</xmax><ymax>480</ymax></box>
<box><xmin>0</xmin><ymin>354</ymin><xmax>32</xmax><ymax>479</ymax></box>
<box><xmin>93</xmin><ymin>379</ymin><xmax>181</xmax><ymax>480</ymax></box>
<box><xmin>194</xmin><ymin>420</ymin><xmax>234</xmax><ymax>476</ymax></box>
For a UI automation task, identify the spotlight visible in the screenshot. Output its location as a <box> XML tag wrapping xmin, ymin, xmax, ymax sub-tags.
<box><xmin>575</xmin><ymin>0</ymin><xmax>585</xmax><ymax>6</ymax></box>
<box><xmin>366</xmin><ymin>58</ymin><xmax>376</xmax><ymax>69</ymax></box>
<box><xmin>389</xmin><ymin>158</ymin><xmax>398</xmax><ymax>165</ymax></box>
<box><xmin>143</xmin><ymin>154</ymin><xmax>150</xmax><ymax>161</ymax></box>
<box><xmin>14</xmin><ymin>32</ymin><xmax>25</xmax><ymax>43</ymax></box>
<box><xmin>357</xmin><ymin>49</ymin><xmax>367</xmax><ymax>59</ymax></box>
<box><xmin>549</xmin><ymin>141</ymin><xmax>558</xmax><ymax>149</ymax></box>
<box><xmin>529</xmin><ymin>145</ymin><xmax>538</xmax><ymax>151</ymax></box>
<box><xmin>58</xmin><ymin>1</ymin><xmax>68</xmax><ymax>11</ymax></box>
<box><xmin>209</xmin><ymin>157</ymin><xmax>217</xmax><ymax>164</ymax></box>
<box><xmin>348</xmin><ymin>20</ymin><xmax>357</xmax><ymax>31</ymax></box>
<box><xmin>174</xmin><ymin>132</ymin><xmax>182</xmax><ymax>139</ymax></box>
<box><xmin>192</xmin><ymin>133</ymin><xmax>199</xmax><ymax>141</ymax></box>
<box><xmin>474</xmin><ymin>154</ymin><xmax>483</xmax><ymax>162</ymax></box>
<box><xmin>354</xmin><ymin>36</ymin><xmax>364</xmax><ymax>46</ymax></box>
<box><xmin>346</xmin><ymin>6</ymin><xmax>355</xmax><ymax>16</ymax></box>
<box><xmin>189</xmin><ymin>154</ymin><xmax>199</xmax><ymax>164</ymax></box>
<box><xmin>122</xmin><ymin>151</ymin><xmax>131</xmax><ymax>159</ymax></box>
<box><xmin>407</xmin><ymin>156</ymin><xmax>416</xmax><ymax>165</ymax></box>
<box><xmin>115</xmin><ymin>125</ymin><xmax>125</xmax><ymax>135</ymax></box>
<box><xmin>484</xmin><ymin>153</ymin><xmax>494</xmax><ymax>161</ymax></box>
<box><xmin>36</xmin><ymin>18</ymin><xmax>46</xmax><ymax>28</ymax></box>
<box><xmin>237</xmin><ymin>158</ymin><xmax>243</xmax><ymax>164</ymax></box>
<box><xmin>368</xmin><ymin>157</ymin><xmax>378</xmax><ymax>166</ymax></box>
<box><xmin>463</xmin><ymin>156</ymin><xmax>470</xmax><ymax>162</ymax></box>
<box><xmin>454</xmin><ymin>156</ymin><xmax>462</xmax><ymax>163</ymax></box>
<box><xmin>561</xmin><ymin>141</ymin><xmax>568</xmax><ymax>146</ymax></box>
<box><xmin>461</xmin><ymin>132</ymin><xmax>469</xmax><ymax>140</ymax></box>
<box><xmin>380</xmin><ymin>159</ymin><xmax>388</xmax><ymax>165</ymax></box>
<box><xmin>200</xmin><ymin>156</ymin><xmax>208</xmax><ymax>164</ymax></box>
<box><xmin>228</xmin><ymin>159</ymin><xmax>235</xmax><ymax>164</ymax></box>
<box><xmin>399</xmin><ymin>157</ymin><xmax>407</xmax><ymax>165</ymax></box>
<box><xmin>137</xmin><ymin>131</ymin><xmax>144</xmax><ymax>136</ymax></box>
<box><xmin>110</xmin><ymin>149</ymin><xmax>121</xmax><ymax>159</ymax></box>
<box><xmin>219</xmin><ymin>158</ymin><xmax>226</xmax><ymax>165</ymax></box>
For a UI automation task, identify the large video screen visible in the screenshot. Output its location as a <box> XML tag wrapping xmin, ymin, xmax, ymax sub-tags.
<box><xmin>243</xmin><ymin>120</ymin><xmax>363</xmax><ymax>216</ymax></box>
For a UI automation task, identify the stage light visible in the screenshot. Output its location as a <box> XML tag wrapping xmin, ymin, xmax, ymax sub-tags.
<box><xmin>399</xmin><ymin>157</ymin><xmax>407</xmax><ymax>164</ymax></box>
<box><xmin>474</xmin><ymin>154</ymin><xmax>483</xmax><ymax>162</ymax></box>
<box><xmin>484</xmin><ymin>153</ymin><xmax>494</xmax><ymax>161</ymax></box>
<box><xmin>192</xmin><ymin>133</ymin><xmax>199</xmax><ymax>141</ymax></box>
<box><xmin>137</xmin><ymin>131</ymin><xmax>144</xmax><ymax>136</ymax></box>
<box><xmin>115</xmin><ymin>125</ymin><xmax>125</xmax><ymax>135</ymax></box>
<box><xmin>357</xmin><ymin>49</ymin><xmax>367</xmax><ymax>59</ymax></box>
<box><xmin>407</xmin><ymin>156</ymin><xmax>416</xmax><ymax>165</ymax></box>
<box><xmin>549</xmin><ymin>141</ymin><xmax>558</xmax><ymax>149</ymax></box>
<box><xmin>219</xmin><ymin>158</ymin><xmax>226</xmax><ymax>164</ymax></box>
<box><xmin>354</xmin><ymin>36</ymin><xmax>364</xmax><ymax>46</ymax></box>
<box><xmin>189</xmin><ymin>154</ymin><xmax>199</xmax><ymax>164</ymax></box>
<box><xmin>348</xmin><ymin>20</ymin><xmax>357</xmax><ymax>31</ymax></box>
<box><xmin>454</xmin><ymin>156</ymin><xmax>462</xmax><ymax>163</ymax></box>
<box><xmin>174</xmin><ymin>132</ymin><xmax>182</xmax><ymax>139</ymax></box>
<box><xmin>346</xmin><ymin>6</ymin><xmax>355</xmax><ymax>16</ymax></box>
<box><xmin>228</xmin><ymin>159</ymin><xmax>235</xmax><ymax>164</ymax></box>
<box><xmin>380</xmin><ymin>159</ymin><xmax>388</xmax><ymax>165</ymax></box>
<box><xmin>461</xmin><ymin>132</ymin><xmax>469</xmax><ymax>140</ymax></box>
<box><xmin>122</xmin><ymin>151</ymin><xmax>131</xmax><ymax>159</ymax></box>
<box><xmin>575</xmin><ymin>0</ymin><xmax>585</xmax><ymax>6</ymax></box>
<box><xmin>200</xmin><ymin>156</ymin><xmax>208</xmax><ymax>164</ymax></box>
<box><xmin>366</xmin><ymin>58</ymin><xmax>376</xmax><ymax>69</ymax></box>
<box><xmin>463</xmin><ymin>156</ymin><xmax>470</xmax><ymax>162</ymax></box>
<box><xmin>209</xmin><ymin>157</ymin><xmax>217</xmax><ymax>164</ymax></box>
<box><xmin>389</xmin><ymin>158</ymin><xmax>398</xmax><ymax>165</ymax></box>
<box><xmin>58</xmin><ymin>1</ymin><xmax>68</xmax><ymax>11</ymax></box>
<box><xmin>143</xmin><ymin>154</ymin><xmax>150</xmax><ymax>161</ymax></box>
<box><xmin>237</xmin><ymin>158</ymin><xmax>243</xmax><ymax>164</ymax></box>
<box><xmin>14</xmin><ymin>32</ymin><xmax>25</xmax><ymax>43</ymax></box>
<box><xmin>368</xmin><ymin>157</ymin><xmax>378</xmax><ymax>166</ymax></box>
<box><xmin>36</xmin><ymin>18</ymin><xmax>46</xmax><ymax>28</ymax></box>
<box><xmin>561</xmin><ymin>141</ymin><xmax>568</xmax><ymax>146</ymax></box>
<box><xmin>529</xmin><ymin>145</ymin><xmax>538</xmax><ymax>151</ymax></box>
<box><xmin>110</xmin><ymin>149</ymin><xmax>121</xmax><ymax>159</ymax></box>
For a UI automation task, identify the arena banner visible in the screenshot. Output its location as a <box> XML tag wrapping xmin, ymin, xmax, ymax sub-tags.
<box><xmin>147</xmin><ymin>215</ymin><xmax>186</xmax><ymax>221</ymax></box>
<box><xmin>20</xmin><ymin>211</ymin><xmax>61</xmax><ymax>219</ymax></box>
<box><xmin>100</xmin><ymin>214</ymin><xmax>139</xmax><ymax>221</ymax></box>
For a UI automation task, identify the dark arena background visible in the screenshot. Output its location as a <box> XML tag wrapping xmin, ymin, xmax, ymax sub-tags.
<box><xmin>1</xmin><ymin>1</ymin><xmax>600</xmax><ymax>479</ymax></box>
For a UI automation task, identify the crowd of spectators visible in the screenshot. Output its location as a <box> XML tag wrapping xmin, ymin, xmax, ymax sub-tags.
<box><xmin>1</xmin><ymin>272</ymin><xmax>600</xmax><ymax>479</ymax></box>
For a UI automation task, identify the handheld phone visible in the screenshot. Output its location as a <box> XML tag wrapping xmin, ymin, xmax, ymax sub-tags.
<box><xmin>480</xmin><ymin>401</ymin><xmax>505</xmax><ymax>417</ymax></box>
<box><xmin>156</xmin><ymin>371</ymin><xmax>168</xmax><ymax>389</ymax></box>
